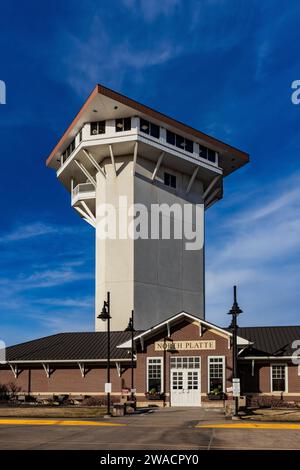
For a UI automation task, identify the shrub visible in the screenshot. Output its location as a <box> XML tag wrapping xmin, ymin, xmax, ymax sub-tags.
<box><xmin>0</xmin><ymin>383</ymin><xmax>8</xmax><ymax>401</ymax></box>
<box><xmin>82</xmin><ymin>396</ymin><xmax>103</xmax><ymax>406</ymax></box>
<box><xmin>8</xmin><ymin>382</ymin><xmax>21</xmax><ymax>399</ymax></box>
<box><xmin>82</xmin><ymin>396</ymin><xmax>119</xmax><ymax>407</ymax></box>
<box><xmin>247</xmin><ymin>395</ymin><xmax>296</xmax><ymax>409</ymax></box>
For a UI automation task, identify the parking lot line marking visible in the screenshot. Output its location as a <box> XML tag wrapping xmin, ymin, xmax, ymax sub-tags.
<box><xmin>196</xmin><ymin>422</ymin><xmax>300</xmax><ymax>430</ymax></box>
<box><xmin>0</xmin><ymin>419</ymin><xmax>126</xmax><ymax>427</ymax></box>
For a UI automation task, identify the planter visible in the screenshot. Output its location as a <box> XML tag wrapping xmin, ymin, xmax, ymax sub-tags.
<box><xmin>207</xmin><ymin>392</ymin><xmax>227</xmax><ymax>401</ymax></box>
<box><xmin>145</xmin><ymin>393</ymin><xmax>165</xmax><ymax>401</ymax></box>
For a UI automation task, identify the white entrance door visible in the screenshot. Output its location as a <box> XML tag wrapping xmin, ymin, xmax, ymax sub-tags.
<box><xmin>170</xmin><ymin>357</ymin><xmax>201</xmax><ymax>406</ymax></box>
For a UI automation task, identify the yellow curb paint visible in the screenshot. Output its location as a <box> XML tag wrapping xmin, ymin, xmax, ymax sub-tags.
<box><xmin>0</xmin><ymin>419</ymin><xmax>126</xmax><ymax>427</ymax></box>
<box><xmin>196</xmin><ymin>423</ymin><xmax>300</xmax><ymax>430</ymax></box>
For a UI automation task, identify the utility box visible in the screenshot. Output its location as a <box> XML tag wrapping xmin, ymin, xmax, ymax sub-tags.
<box><xmin>124</xmin><ymin>401</ymin><xmax>136</xmax><ymax>414</ymax></box>
<box><xmin>224</xmin><ymin>400</ymin><xmax>234</xmax><ymax>417</ymax></box>
<box><xmin>112</xmin><ymin>403</ymin><xmax>125</xmax><ymax>417</ymax></box>
<box><xmin>238</xmin><ymin>396</ymin><xmax>246</xmax><ymax>408</ymax></box>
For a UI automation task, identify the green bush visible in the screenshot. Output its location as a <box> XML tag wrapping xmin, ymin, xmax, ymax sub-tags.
<box><xmin>247</xmin><ymin>396</ymin><xmax>297</xmax><ymax>409</ymax></box>
<box><xmin>0</xmin><ymin>383</ymin><xmax>9</xmax><ymax>401</ymax></box>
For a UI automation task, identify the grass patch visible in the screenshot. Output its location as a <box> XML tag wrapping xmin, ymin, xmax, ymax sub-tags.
<box><xmin>0</xmin><ymin>406</ymin><xmax>106</xmax><ymax>418</ymax></box>
<box><xmin>244</xmin><ymin>408</ymin><xmax>300</xmax><ymax>422</ymax></box>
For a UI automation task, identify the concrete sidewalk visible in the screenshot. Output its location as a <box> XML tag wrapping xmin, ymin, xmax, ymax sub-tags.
<box><xmin>0</xmin><ymin>406</ymin><xmax>300</xmax><ymax>450</ymax></box>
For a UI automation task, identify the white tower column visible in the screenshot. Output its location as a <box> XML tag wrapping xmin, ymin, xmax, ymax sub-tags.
<box><xmin>95</xmin><ymin>155</ymin><xmax>134</xmax><ymax>331</ymax></box>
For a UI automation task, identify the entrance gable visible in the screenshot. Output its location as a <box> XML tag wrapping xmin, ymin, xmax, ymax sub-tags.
<box><xmin>142</xmin><ymin>318</ymin><xmax>229</xmax><ymax>356</ymax></box>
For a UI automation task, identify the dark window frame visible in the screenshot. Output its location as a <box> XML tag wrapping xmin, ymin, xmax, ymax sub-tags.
<box><xmin>207</xmin><ymin>148</ymin><xmax>216</xmax><ymax>163</ymax></box>
<box><xmin>140</xmin><ymin>118</ymin><xmax>160</xmax><ymax>139</ymax></box>
<box><xmin>199</xmin><ymin>145</ymin><xmax>216</xmax><ymax>163</ymax></box>
<box><xmin>166</xmin><ymin>129</ymin><xmax>194</xmax><ymax>154</ymax></box>
<box><xmin>164</xmin><ymin>171</ymin><xmax>177</xmax><ymax>189</ymax></box>
<box><xmin>271</xmin><ymin>365</ymin><xmax>286</xmax><ymax>392</ymax></box>
<box><xmin>140</xmin><ymin>118</ymin><xmax>150</xmax><ymax>134</ymax></box>
<box><xmin>166</xmin><ymin>129</ymin><xmax>175</xmax><ymax>146</ymax></box>
<box><xmin>185</xmin><ymin>138</ymin><xmax>193</xmax><ymax>153</ymax></box>
<box><xmin>62</xmin><ymin>138</ymin><xmax>76</xmax><ymax>162</ymax></box>
<box><xmin>90</xmin><ymin>121</ymin><xmax>106</xmax><ymax>135</ymax></box>
<box><xmin>147</xmin><ymin>358</ymin><xmax>163</xmax><ymax>393</ymax></box>
<box><xmin>208</xmin><ymin>357</ymin><xmax>225</xmax><ymax>393</ymax></box>
<box><xmin>116</xmin><ymin>117</ymin><xmax>132</xmax><ymax>132</ymax></box>
<box><xmin>199</xmin><ymin>145</ymin><xmax>208</xmax><ymax>160</ymax></box>
<box><xmin>175</xmin><ymin>134</ymin><xmax>184</xmax><ymax>150</ymax></box>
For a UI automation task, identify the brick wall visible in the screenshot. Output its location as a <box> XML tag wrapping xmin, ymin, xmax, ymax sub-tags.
<box><xmin>240</xmin><ymin>360</ymin><xmax>300</xmax><ymax>400</ymax></box>
<box><xmin>0</xmin><ymin>364</ymin><xmax>132</xmax><ymax>396</ymax></box>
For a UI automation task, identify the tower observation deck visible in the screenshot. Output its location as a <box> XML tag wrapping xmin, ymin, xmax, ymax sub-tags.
<box><xmin>46</xmin><ymin>84</ymin><xmax>249</xmax><ymax>331</ymax></box>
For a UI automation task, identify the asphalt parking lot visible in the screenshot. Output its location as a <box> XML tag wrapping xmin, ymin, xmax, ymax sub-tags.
<box><xmin>0</xmin><ymin>407</ymin><xmax>300</xmax><ymax>450</ymax></box>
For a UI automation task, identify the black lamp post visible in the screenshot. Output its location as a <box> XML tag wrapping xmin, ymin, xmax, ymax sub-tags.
<box><xmin>125</xmin><ymin>310</ymin><xmax>135</xmax><ymax>400</ymax></box>
<box><xmin>227</xmin><ymin>285</ymin><xmax>243</xmax><ymax>417</ymax></box>
<box><xmin>97</xmin><ymin>291</ymin><xmax>111</xmax><ymax>416</ymax></box>
<box><xmin>163</xmin><ymin>336</ymin><xmax>173</xmax><ymax>407</ymax></box>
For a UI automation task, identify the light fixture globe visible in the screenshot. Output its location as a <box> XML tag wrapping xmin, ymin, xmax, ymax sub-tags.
<box><xmin>227</xmin><ymin>285</ymin><xmax>243</xmax><ymax>318</ymax></box>
<box><xmin>97</xmin><ymin>301</ymin><xmax>110</xmax><ymax>321</ymax></box>
<box><xmin>125</xmin><ymin>317</ymin><xmax>134</xmax><ymax>332</ymax></box>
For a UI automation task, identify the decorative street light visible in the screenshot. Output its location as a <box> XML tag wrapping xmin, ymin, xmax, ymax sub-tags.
<box><xmin>125</xmin><ymin>310</ymin><xmax>135</xmax><ymax>401</ymax></box>
<box><xmin>97</xmin><ymin>291</ymin><xmax>111</xmax><ymax>417</ymax></box>
<box><xmin>163</xmin><ymin>336</ymin><xmax>173</xmax><ymax>407</ymax></box>
<box><xmin>227</xmin><ymin>285</ymin><xmax>243</xmax><ymax>418</ymax></box>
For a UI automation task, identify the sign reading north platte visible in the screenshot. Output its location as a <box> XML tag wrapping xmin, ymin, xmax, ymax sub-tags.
<box><xmin>155</xmin><ymin>340</ymin><xmax>216</xmax><ymax>351</ymax></box>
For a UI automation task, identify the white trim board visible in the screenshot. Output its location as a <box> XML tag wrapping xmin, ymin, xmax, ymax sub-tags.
<box><xmin>117</xmin><ymin>311</ymin><xmax>251</xmax><ymax>349</ymax></box>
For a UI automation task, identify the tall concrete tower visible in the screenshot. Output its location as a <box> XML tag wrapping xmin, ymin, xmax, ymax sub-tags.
<box><xmin>46</xmin><ymin>85</ymin><xmax>248</xmax><ymax>331</ymax></box>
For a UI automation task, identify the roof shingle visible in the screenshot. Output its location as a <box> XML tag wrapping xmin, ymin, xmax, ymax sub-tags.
<box><xmin>4</xmin><ymin>331</ymin><xmax>140</xmax><ymax>362</ymax></box>
<box><xmin>237</xmin><ymin>326</ymin><xmax>300</xmax><ymax>356</ymax></box>
<box><xmin>2</xmin><ymin>325</ymin><xmax>300</xmax><ymax>362</ymax></box>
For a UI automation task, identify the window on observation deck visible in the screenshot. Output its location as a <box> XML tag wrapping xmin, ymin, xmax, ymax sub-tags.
<box><xmin>166</xmin><ymin>130</ymin><xmax>175</xmax><ymax>146</ymax></box>
<box><xmin>166</xmin><ymin>129</ymin><xmax>194</xmax><ymax>154</ymax></box>
<box><xmin>207</xmin><ymin>148</ymin><xmax>216</xmax><ymax>162</ymax></box>
<box><xmin>116</xmin><ymin>117</ymin><xmax>131</xmax><ymax>132</ymax></box>
<box><xmin>140</xmin><ymin>118</ymin><xmax>160</xmax><ymax>139</ymax></box>
<box><xmin>184</xmin><ymin>138</ymin><xmax>193</xmax><ymax>153</ymax></box>
<box><xmin>90</xmin><ymin>121</ymin><xmax>106</xmax><ymax>135</ymax></box>
<box><xmin>199</xmin><ymin>145</ymin><xmax>216</xmax><ymax>163</ymax></box>
<box><xmin>175</xmin><ymin>134</ymin><xmax>184</xmax><ymax>150</ymax></box>
<box><xmin>199</xmin><ymin>145</ymin><xmax>207</xmax><ymax>160</ymax></box>
<box><xmin>62</xmin><ymin>138</ymin><xmax>75</xmax><ymax>162</ymax></box>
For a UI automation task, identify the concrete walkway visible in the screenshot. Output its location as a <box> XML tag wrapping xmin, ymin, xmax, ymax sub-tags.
<box><xmin>0</xmin><ymin>406</ymin><xmax>300</xmax><ymax>450</ymax></box>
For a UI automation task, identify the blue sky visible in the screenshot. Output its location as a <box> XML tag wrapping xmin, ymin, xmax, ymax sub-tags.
<box><xmin>0</xmin><ymin>0</ymin><xmax>300</xmax><ymax>345</ymax></box>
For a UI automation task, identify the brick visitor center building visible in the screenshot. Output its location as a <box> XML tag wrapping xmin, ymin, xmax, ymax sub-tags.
<box><xmin>1</xmin><ymin>312</ymin><xmax>300</xmax><ymax>406</ymax></box>
<box><xmin>1</xmin><ymin>85</ymin><xmax>299</xmax><ymax>406</ymax></box>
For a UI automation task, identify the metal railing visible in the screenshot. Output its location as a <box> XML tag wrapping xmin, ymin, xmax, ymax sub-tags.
<box><xmin>72</xmin><ymin>183</ymin><xmax>95</xmax><ymax>205</ymax></box>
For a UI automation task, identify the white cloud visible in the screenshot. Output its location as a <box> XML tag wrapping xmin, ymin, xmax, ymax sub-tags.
<box><xmin>0</xmin><ymin>218</ymin><xmax>94</xmax><ymax>343</ymax></box>
<box><xmin>1</xmin><ymin>310</ymin><xmax>93</xmax><ymax>346</ymax></box>
<box><xmin>28</xmin><ymin>310</ymin><xmax>92</xmax><ymax>334</ymax></box>
<box><xmin>0</xmin><ymin>222</ymin><xmax>83</xmax><ymax>243</ymax></box>
<box><xmin>60</xmin><ymin>12</ymin><xmax>184</xmax><ymax>94</ymax></box>
<box><xmin>234</xmin><ymin>180</ymin><xmax>300</xmax><ymax>224</ymax></box>
<box><xmin>0</xmin><ymin>261</ymin><xmax>93</xmax><ymax>292</ymax></box>
<box><xmin>255</xmin><ymin>40</ymin><xmax>270</xmax><ymax>80</ymax></box>
<box><xmin>122</xmin><ymin>0</ymin><xmax>181</xmax><ymax>22</ymax></box>
<box><xmin>33</xmin><ymin>297</ymin><xmax>94</xmax><ymax>308</ymax></box>
<box><xmin>205</xmin><ymin>121</ymin><xmax>233</xmax><ymax>136</ymax></box>
<box><xmin>0</xmin><ymin>270</ymin><xmax>94</xmax><ymax>344</ymax></box>
<box><xmin>0</xmin><ymin>222</ymin><xmax>57</xmax><ymax>243</ymax></box>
